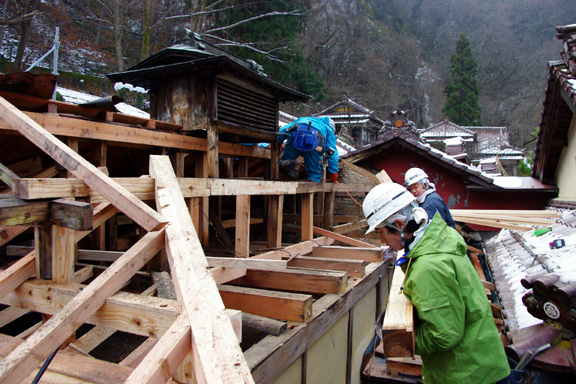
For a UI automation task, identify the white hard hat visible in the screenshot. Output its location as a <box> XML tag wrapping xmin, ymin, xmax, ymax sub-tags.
<box><xmin>363</xmin><ymin>183</ymin><xmax>415</xmax><ymax>234</ymax></box>
<box><xmin>404</xmin><ymin>168</ymin><xmax>428</xmax><ymax>187</ymax></box>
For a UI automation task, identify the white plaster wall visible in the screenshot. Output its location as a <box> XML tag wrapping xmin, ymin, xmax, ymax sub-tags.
<box><xmin>555</xmin><ymin>115</ymin><xmax>576</xmax><ymax>201</ymax></box>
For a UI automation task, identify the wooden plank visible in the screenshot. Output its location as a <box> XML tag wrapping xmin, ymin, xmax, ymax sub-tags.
<box><xmin>311</xmin><ymin>245</ymin><xmax>382</xmax><ymax>262</ymax></box>
<box><xmin>235</xmin><ymin>195</ymin><xmax>251</xmax><ymax>257</ymax></box>
<box><xmin>119</xmin><ymin>338</ymin><xmax>158</xmax><ymax>368</ymax></box>
<box><xmin>252</xmin><ymin>236</ymin><xmax>334</xmax><ymax>261</ymax></box>
<box><xmin>379</xmin><ymin>265</ymin><xmax>415</xmax><ymax>358</ymax></box>
<box><xmin>149</xmin><ymin>155</ymin><xmax>254</xmax><ymax>384</ymax></box>
<box><xmin>313</xmin><ymin>226</ymin><xmax>376</xmax><ymax>248</ymax></box>
<box><xmin>285</xmin><ymin>255</ymin><xmax>366</xmax><ymax>278</ymax></box>
<box><xmin>218</xmin><ymin>284</ymin><xmax>312</xmax><ymax>322</ymax></box>
<box><xmin>207</xmin><ymin>257</ymin><xmax>288</xmax><ymax>271</ymax></box>
<box><xmin>126</xmin><ymin>314</ymin><xmax>191</xmax><ymax>384</ymax></box>
<box><xmin>0</xmin><ymin>225</ymin><xmax>29</xmax><ymax>247</ymax></box>
<box><xmin>450</xmin><ymin>209</ymin><xmax>562</xmax><ymax>218</ymax></box>
<box><xmin>0</xmin><ymin>96</ymin><xmax>167</xmax><ymax>232</ymax></box>
<box><xmin>386</xmin><ymin>356</ymin><xmax>423</xmax><ymax>376</ymax></box>
<box><xmin>0</xmin><ymin>229</ymin><xmax>165</xmax><ymax>383</ymax></box>
<box><xmin>0</xmin><ymin>306</ymin><xmax>30</xmax><ymax>328</ymax></box>
<box><xmin>0</xmin><ymin>162</ymin><xmax>19</xmax><ymax>189</ymax></box>
<box><xmin>231</xmin><ymin>268</ymin><xmax>348</xmax><ymax>295</ymax></box>
<box><xmin>375</xmin><ymin>169</ymin><xmax>393</xmax><ymax>184</ymax></box>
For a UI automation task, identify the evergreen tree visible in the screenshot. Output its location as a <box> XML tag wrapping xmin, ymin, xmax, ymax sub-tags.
<box><xmin>442</xmin><ymin>34</ymin><xmax>482</xmax><ymax>126</ymax></box>
<box><xmin>210</xmin><ymin>0</ymin><xmax>325</xmax><ymax>100</ymax></box>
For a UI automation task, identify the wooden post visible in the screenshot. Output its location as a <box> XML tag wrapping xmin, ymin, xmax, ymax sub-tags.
<box><xmin>238</xmin><ymin>157</ymin><xmax>248</xmax><ymax>178</ymax></box>
<box><xmin>34</xmin><ymin>223</ymin><xmax>52</xmax><ymax>279</ymax></box>
<box><xmin>267</xmin><ymin>195</ymin><xmax>284</xmax><ymax>248</ymax></box>
<box><xmin>91</xmin><ymin>140</ymin><xmax>107</xmax><ymax>251</ymax></box>
<box><xmin>52</xmin><ymin>225</ymin><xmax>75</xmax><ymax>283</ymax></box>
<box><xmin>235</xmin><ymin>195</ymin><xmax>251</xmax><ymax>258</ymax></box>
<box><xmin>301</xmin><ymin>193</ymin><xmax>314</xmax><ymax>241</ymax></box>
<box><xmin>207</xmin><ymin>123</ymin><xmax>219</xmax><ymax>178</ymax></box>
<box><xmin>195</xmin><ymin>154</ymin><xmax>210</xmax><ymax>246</ymax></box>
<box><xmin>323</xmin><ymin>191</ymin><xmax>335</xmax><ymax>230</ymax></box>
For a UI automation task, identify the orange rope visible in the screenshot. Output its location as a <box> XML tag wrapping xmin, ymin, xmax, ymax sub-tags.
<box><xmin>335</xmin><ymin>180</ymin><xmax>363</xmax><ymax>208</ymax></box>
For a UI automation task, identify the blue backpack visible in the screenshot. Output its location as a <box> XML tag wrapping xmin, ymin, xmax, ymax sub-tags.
<box><xmin>292</xmin><ymin>122</ymin><xmax>321</xmax><ymax>152</ymax></box>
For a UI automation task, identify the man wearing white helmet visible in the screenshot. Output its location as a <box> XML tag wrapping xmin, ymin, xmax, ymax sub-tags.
<box><xmin>362</xmin><ymin>183</ymin><xmax>510</xmax><ymax>384</ymax></box>
<box><xmin>404</xmin><ymin>167</ymin><xmax>455</xmax><ymax>228</ymax></box>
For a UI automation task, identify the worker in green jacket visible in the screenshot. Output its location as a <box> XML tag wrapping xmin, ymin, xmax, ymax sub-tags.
<box><xmin>362</xmin><ymin>183</ymin><xmax>510</xmax><ymax>384</ymax></box>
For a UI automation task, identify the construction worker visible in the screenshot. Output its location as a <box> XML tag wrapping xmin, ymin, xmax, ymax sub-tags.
<box><xmin>404</xmin><ymin>167</ymin><xmax>455</xmax><ymax>228</ymax></box>
<box><xmin>362</xmin><ymin>183</ymin><xmax>510</xmax><ymax>384</ymax></box>
<box><xmin>277</xmin><ymin>116</ymin><xmax>339</xmax><ymax>182</ymax></box>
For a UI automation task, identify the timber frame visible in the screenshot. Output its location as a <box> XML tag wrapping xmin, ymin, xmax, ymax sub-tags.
<box><xmin>0</xmin><ymin>87</ymin><xmax>392</xmax><ymax>383</ymax></box>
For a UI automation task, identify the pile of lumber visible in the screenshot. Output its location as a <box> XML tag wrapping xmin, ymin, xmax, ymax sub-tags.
<box><xmin>450</xmin><ymin>209</ymin><xmax>562</xmax><ymax>231</ymax></box>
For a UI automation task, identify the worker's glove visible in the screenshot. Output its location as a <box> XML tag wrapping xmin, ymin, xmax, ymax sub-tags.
<box><xmin>328</xmin><ymin>172</ymin><xmax>338</xmax><ymax>183</ymax></box>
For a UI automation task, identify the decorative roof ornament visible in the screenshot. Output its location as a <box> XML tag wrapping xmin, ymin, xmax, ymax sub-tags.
<box><xmin>380</xmin><ymin>110</ymin><xmax>419</xmax><ymax>139</ymax></box>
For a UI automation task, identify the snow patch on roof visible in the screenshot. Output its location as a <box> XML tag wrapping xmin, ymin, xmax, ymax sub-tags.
<box><xmin>57</xmin><ymin>86</ymin><xmax>150</xmax><ymax>118</ymax></box>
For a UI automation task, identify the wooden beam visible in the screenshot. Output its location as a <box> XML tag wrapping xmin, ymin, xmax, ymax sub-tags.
<box><xmin>231</xmin><ymin>268</ymin><xmax>348</xmax><ymax>295</ymax></box>
<box><xmin>0</xmin><ymin>111</ymin><xmax>271</xmax><ymax>159</ymax></box>
<box><xmin>149</xmin><ymin>155</ymin><xmax>254</xmax><ymax>384</ymax></box>
<box><xmin>311</xmin><ymin>245</ymin><xmax>383</xmax><ymax>262</ymax></box>
<box><xmin>0</xmin><ymin>225</ymin><xmax>29</xmax><ymax>247</ymax></box>
<box><xmin>207</xmin><ymin>257</ymin><xmax>288</xmax><ymax>271</ymax></box>
<box><xmin>0</xmin><ymin>198</ymin><xmax>49</xmax><ymax>226</ymax></box>
<box><xmin>247</xmin><ymin>260</ymin><xmax>391</xmax><ymax>383</ymax></box>
<box><xmin>0</xmin><ymin>202</ymin><xmax>116</xmax><ymax>301</ymax></box>
<box><xmin>0</xmin><ymin>198</ymin><xmax>93</xmax><ymax>230</ymax></box>
<box><xmin>126</xmin><ymin>314</ymin><xmax>190</xmax><ymax>384</ymax></box>
<box><xmin>379</xmin><ymin>265</ymin><xmax>415</xmax><ymax>358</ymax></box>
<box><xmin>218</xmin><ymin>284</ymin><xmax>312</xmax><ymax>322</ymax></box>
<box><xmin>0</xmin><ymin>96</ymin><xmax>167</xmax><ymax>232</ymax></box>
<box><xmin>0</xmin><ymin>162</ymin><xmax>19</xmax><ymax>189</ymax></box>
<box><xmin>285</xmin><ymin>255</ymin><xmax>366</xmax><ymax>278</ymax></box>
<box><xmin>0</xmin><ymin>229</ymin><xmax>165</xmax><ymax>383</ymax></box>
<box><xmin>313</xmin><ymin>226</ymin><xmax>376</xmax><ymax>248</ymax></box>
<box><xmin>49</xmin><ymin>199</ymin><xmax>93</xmax><ymax>231</ymax></box>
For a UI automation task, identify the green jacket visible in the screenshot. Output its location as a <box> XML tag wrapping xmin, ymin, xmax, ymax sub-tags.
<box><xmin>401</xmin><ymin>213</ymin><xmax>510</xmax><ymax>384</ymax></box>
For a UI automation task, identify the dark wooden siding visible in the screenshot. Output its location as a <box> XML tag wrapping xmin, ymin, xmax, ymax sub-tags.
<box><xmin>216</xmin><ymin>77</ymin><xmax>277</xmax><ymax>131</ymax></box>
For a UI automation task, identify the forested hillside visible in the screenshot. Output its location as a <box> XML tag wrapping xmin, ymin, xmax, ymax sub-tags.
<box><xmin>0</xmin><ymin>0</ymin><xmax>574</xmax><ymax>150</ymax></box>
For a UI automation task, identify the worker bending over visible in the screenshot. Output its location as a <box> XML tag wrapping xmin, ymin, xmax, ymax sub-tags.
<box><xmin>277</xmin><ymin>116</ymin><xmax>339</xmax><ymax>182</ymax></box>
<box><xmin>404</xmin><ymin>167</ymin><xmax>455</xmax><ymax>228</ymax></box>
<box><xmin>362</xmin><ymin>183</ymin><xmax>510</xmax><ymax>384</ymax></box>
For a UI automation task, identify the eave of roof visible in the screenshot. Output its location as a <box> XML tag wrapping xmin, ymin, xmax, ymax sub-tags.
<box><xmin>342</xmin><ymin>130</ymin><xmax>496</xmax><ymax>186</ymax></box>
<box><xmin>107</xmin><ymin>55</ymin><xmax>310</xmax><ymax>103</ymax></box>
